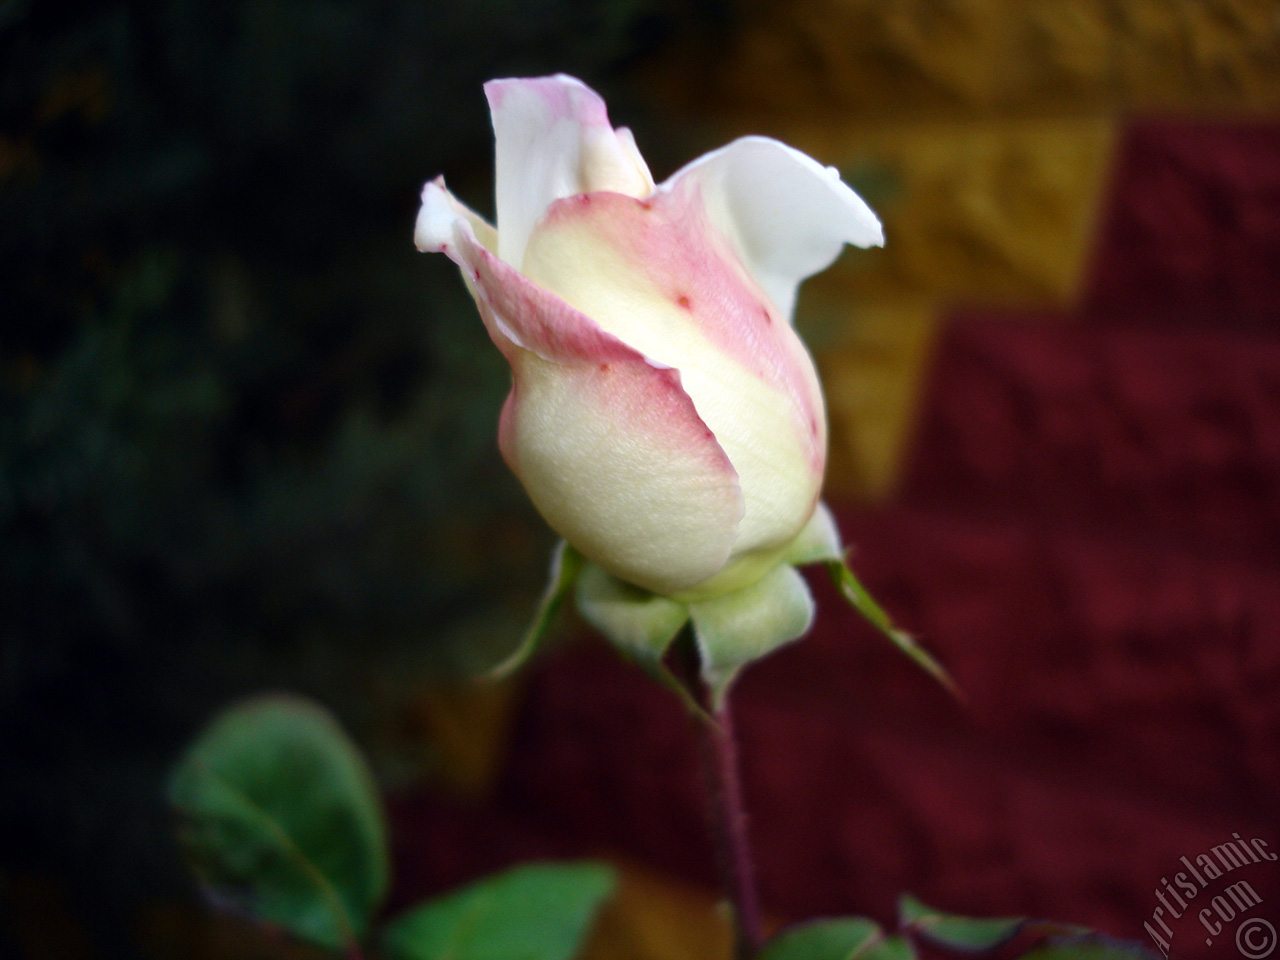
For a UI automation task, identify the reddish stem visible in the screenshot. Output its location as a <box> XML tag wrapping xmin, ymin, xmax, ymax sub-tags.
<box><xmin>678</xmin><ymin>637</ymin><xmax>765</xmax><ymax>959</ymax></box>
<box><xmin>699</xmin><ymin>700</ymin><xmax>765</xmax><ymax>959</ymax></box>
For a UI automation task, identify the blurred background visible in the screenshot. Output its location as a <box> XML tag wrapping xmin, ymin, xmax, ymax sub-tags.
<box><xmin>2</xmin><ymin>1</ymin><xmax>1278</xmax><ymax>958</ymax></box>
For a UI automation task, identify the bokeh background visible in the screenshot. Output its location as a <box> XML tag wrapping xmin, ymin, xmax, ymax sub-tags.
<box><xmin>3</xmin><ymin>1</ymin><xmax>1278</xmax><ymax>958</ymax></box>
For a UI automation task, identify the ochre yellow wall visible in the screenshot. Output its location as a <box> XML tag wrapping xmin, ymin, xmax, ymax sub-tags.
<box><xmin>648</xmin><ymin>0</ymin><xmax>1280</xmax><ymax>498</ymax></box>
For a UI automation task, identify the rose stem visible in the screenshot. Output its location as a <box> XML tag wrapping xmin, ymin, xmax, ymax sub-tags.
<box><xmin>676</xmin><ymin>635</ymin><xmax>765</xmax><ymax>959</ymax></box>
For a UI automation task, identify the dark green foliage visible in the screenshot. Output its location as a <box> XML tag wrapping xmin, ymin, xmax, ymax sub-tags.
<box><xmin>166</xmin><ymin>695</ymin><xmax>614</xmax><ymax>958</ymax></box>
<box><xmin>0</xmin><ymin>0</ymin><xmax>705</xmax><ymax>952</ymax></box>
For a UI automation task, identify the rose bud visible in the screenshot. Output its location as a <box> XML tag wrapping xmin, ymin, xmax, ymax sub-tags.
<box><xmin>415</xmin><ymin>75</ymin><xmax>883</xmax><ymax>703</ymax></box>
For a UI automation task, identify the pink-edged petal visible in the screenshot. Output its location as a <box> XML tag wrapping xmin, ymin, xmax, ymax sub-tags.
<box><xmin>522</xmin><ymin>189</ymin><xmax>825</xmax><ymax>564</ymax></box>
<box><xmin>660</xmin><ymin>136</ymin><xmax>883</xmax><ymax>321</ymax></box>
<box><xmin>485</xmin><ymin>75</ymin><xmax>654</xmax><ymax>268</ymax></box>
<box><xmin>527</xmin><ymin>188</ymin><xmax>826</xmax><ymax>437</ymax></box>
<box><xmin>449</xmin><ymin>219</ymin><xmax>744</xmax><ymax>596</ymax></box>
<box><xmin>414</xmin><ymin>176</ymin><xmax>497</xmax><ymax>254</ymax></box>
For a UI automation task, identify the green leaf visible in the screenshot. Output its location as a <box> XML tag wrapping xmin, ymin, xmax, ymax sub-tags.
<box><xmin>757</xmin><ymin>919</ymin><xmax>915</xmax><ymax>960</ymax></box>
<box><xmin>826</xmin><ymin>561</ymin><xmax>963</xmax><ymax>703</ymax></box>
<box><xmin>757</xmin><ymin>918</ymin><xmax>881</xmax><ymax>960</ymax></box>
<box><xmin>168</xmin><ymin>694</ymin><xmax>389</xmax><ymax>952</ymax></box>
<box><xmin>899</xmin><ymin>894</ymin><xmax>1023</xmax><ymax>952</ymax></box>
<box><xmin>490</xmin><ymin>540</ymin><xmax>584</xmax><ymax>680</ymax></box>
<box><xmin>1016</xmin><ymin>934</ymin><xmax>1163</xmax><ymax>960</ymax></box>
<box><xmin>382</xmin><ymin>861</ymin><xmax>616</xmax><ymax>960</ymax></box>
<box><xmin>863</xmin><ymin>936</ymin><xmax>917</xmax><ymax>960</ymax></box>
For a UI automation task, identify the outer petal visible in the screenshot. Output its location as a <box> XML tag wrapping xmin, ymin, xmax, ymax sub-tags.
<box><xmin>434</xmin><ymin>204</ymin><xmax>744</xmax><ymax>596</ymax></box>
<box><xmin>522</xmin><ymin>189</ymin><xmax>825</xmax><ymax>582</ymax></box>
<box><xmin>485</xmin><ymin>75</ymin><xmax>654</xmax><ymax>268</ymax></box>
<box><xmin>660</xmin><ymin>136</ymin><xmax>883</xmax><ymax>321</ymax></box>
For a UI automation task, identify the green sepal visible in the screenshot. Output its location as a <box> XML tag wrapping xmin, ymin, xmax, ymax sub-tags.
<box><xmin>899</xmin><ymin>894</ymin><xmax>1023</xmax><ymax>952</ymax></box>
<box><xmin>826</xmin><ymin>560</ymin><xmax>963</xmax><ymax>703</ymax></box>
<box><xmin>783</xmin><ymin>502</ymin><xmax>845</xmax><ymax>567</ymax></box>
<box><xmin>575</xmin><ymin>562</ymin><xmax>702</xmax><ymax>717</ymax></box>
<box><xmin>690</xmin><ymin>562</ymin><xmax>815</xmax><ymax>710</ymax></box>
<box><xmin>489</xmin><ymin>540</ymin><xmax>584</xmax><ymax>680</ymax></box>
<box><xmin>381</xmin><ymin>860</ymin><xmax>615</xmax><ymax>960</ymax></box>
<box><xmin>167</xmin><ymin>694</ymin><xmax>389</xmax><ymax>953</ymax></box>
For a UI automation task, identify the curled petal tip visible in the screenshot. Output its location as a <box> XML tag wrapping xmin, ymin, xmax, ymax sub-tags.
<box><xmin>866</xmin><ymin>218</ymin><xmax>886</xmax><ymax>248</ymax></box>
<box><xmin>414</xmin><ymin>177</ymin><xmax>453</xmax><ymax>252</ymax></box>
<box><xmin>661</xmin><ymin>135</ymin><xmax>884</xmax><ymax>319</ymax></box>
<box><xmin>415</xmin><ymin>177</ymin><xmax>498</xmax><ymax>255</ymax></box>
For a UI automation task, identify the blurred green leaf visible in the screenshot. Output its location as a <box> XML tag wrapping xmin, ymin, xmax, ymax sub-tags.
<box><xmin>1017</xmin><ymin>936</ymin><xmax>1163</xmax><ymax>960</ymax></box>
<box><xmin>382</xmin><ymin>861</ymin><xmax>616</xmax><ymax>960</ymax></box>
<box><xmin>898</xmin><ymin>894</ymin><xmax>1023</xmax><ymax>952</ymax></box>
<box><xmin>167</xmin><ymin>693</ymin><xmax>389</xmax><ymax>952</ymax></box>
<box><xmin>862</xmin><ymin>936</ymin><xmax>915</xmax><ymax>960</ymax></box>
<box><xmin>757</xmin><ymin>918</ymin><xmax>915</xmax><ymax>960</ymax></box>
